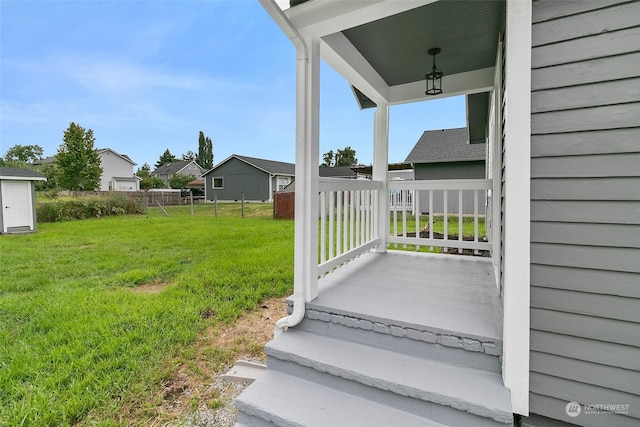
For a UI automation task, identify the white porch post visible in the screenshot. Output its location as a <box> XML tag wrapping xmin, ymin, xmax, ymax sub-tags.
<box><xmin>373</xmin><ymin>104</ymin><xmax>389</xmax><ymax>253</ymax></box>
<box><xmin>294</xmin><ymin>34</ymin><xmax>320</xmax><ymax>302</ymax></box>
<box><xmin>502</xmin><ymin>0</ymin><xmax>531</xmax><ymax>416</ymax></box>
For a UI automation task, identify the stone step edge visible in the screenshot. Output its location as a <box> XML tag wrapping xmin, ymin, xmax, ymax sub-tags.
<box><xmin>303</xmin><ymin>307</ymin><xmax>502</xmax><ymax>356</ymax></box>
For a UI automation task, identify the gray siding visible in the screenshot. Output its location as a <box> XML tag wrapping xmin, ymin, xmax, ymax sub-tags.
<box><xmin>413</xmin><ymin>161</ymin><xmax>486</xmax><ymax>214</ymax></box>
<box><xmin>205</xmin><ymin>158</ymin><xmax>271</xmax><ymax>201</ymax></box>
<box><xmin>529</xmin><ymin>1</ymin><xmax>640</xmax><ymax>426</ymax></box>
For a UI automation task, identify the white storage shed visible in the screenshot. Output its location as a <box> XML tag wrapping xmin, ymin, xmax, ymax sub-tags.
<box><xmin>0</xmin><ymin>167</ymin><xmax>47</xmax><ymax>234</ymax></box>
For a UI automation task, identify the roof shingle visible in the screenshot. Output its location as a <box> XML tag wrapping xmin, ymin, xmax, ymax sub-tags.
<box><xmin>404</xmin><ymin>128</ymin><xmax>486</xmax><ymax>164</ymax></box>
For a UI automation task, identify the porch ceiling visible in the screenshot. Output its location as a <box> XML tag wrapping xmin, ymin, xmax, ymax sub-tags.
<box><xmin>286</xmin><ymin>0</ymin><xmax>504</xmax><ymax>107</ymax></box>
<box><xmin>342</xmin><ymin>1</ymin><xmax>504</xmax><ymax>87</ymax></box>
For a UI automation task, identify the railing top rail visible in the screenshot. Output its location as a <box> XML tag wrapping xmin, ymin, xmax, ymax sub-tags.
<box><xmin>319</xmin><ymin>177</ymin><xmax>384</xmax><ymax>192</ymax></box>
<box><xmin>387</xmin><ymin>178</ymin><xmax>492</xmax><ymax>191</ymax></box>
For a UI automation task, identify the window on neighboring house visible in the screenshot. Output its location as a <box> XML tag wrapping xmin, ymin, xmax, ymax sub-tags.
<box><xmin>277</xmin><ymin>177</ymin><xmax>291</xmax><ymax>191</ymax></box>
<box><xmin>213</xmin><ymin>177</ymin><xmax>224</xmax><ymax>189</ymax></box>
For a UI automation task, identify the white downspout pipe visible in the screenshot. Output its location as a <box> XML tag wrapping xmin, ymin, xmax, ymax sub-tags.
<box><xmin>259</xmin><ymin>0</ymin><xmax>309</xmax><ymax>337</ymax></box>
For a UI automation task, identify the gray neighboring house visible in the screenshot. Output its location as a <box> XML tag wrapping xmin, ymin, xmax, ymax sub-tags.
<box><xmin>405</xmin><ymin>127</ymin><xmax>486</xmax><ymax>214</ymax></box>
<box><xmin>151</xmin><ymin>160</ymin><xmax>204</xmax><ymax>186</ymax></box>
<box><xmin>0</xmin><ymin>167</ymin><xmax>46</xmax><ymax>234</ymax></box>
<box><xmin>203</xmin><ymin>155</ymin><xmax>295</xmax><ymax>202</ymax></box>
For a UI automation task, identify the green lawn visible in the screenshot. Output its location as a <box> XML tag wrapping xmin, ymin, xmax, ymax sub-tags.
<box><xmin>0</xmin><ymin>203</ymin><xmax>292</xmax><ymax>426</ymax></box>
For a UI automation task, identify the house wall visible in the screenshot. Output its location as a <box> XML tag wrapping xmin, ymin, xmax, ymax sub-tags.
<box><xmin>529</xmin><ymin>1</ymin><xmax>640</xmax><ymax>426</ymax></box>
<box><xmin>205</xmin><ymin>158</ymin><xmax>271</xmax><ymax>201</ymax></box>
<box><xmin>98</xmin><ymin>151</ymin><xmax>136</xmax><ymax>191</ymax></box>
<box><xmin>414</xmin><ymin>160</ymin><xmax>486</xmax><ymax>214</ymax></box>
<box><xmin>179</xmin><ymin>162</ymin><xmax>203</xmax><ymax>178</ymax></box>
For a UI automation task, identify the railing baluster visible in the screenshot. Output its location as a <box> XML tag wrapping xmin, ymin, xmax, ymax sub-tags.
<box><xmin>343</xmin><ymin>190</ymin><xmax>349</xmax><ymax>252</ymax></box>
<box><xmin>350</xmin><ymin>190</ymin><xmax>355</xmax><ymax>250</ymax></box>
<box><xmin>336</xmin><ymin>190</ymin><xmax>342</xmax><ymax>256</ymax></box>
<box><xmin>329</xmin><ymin>191</ymin><xmax>335</xmax><ymax>260</ymax></box>
<box><xmin>429</xmin><ymin>190</ymin><xmax>433</xmax><ymax>251</ymax></box>
<box><xmin>474</xmin><ymin>190</ymin><xmax>479</xmax><ymax>255</ymax></box>
<box><xmin>443</xmin><ymin>190</ymin><xmax>448</xmax><ymax>252</ymax></box>
<box><xmin>402</xmin><ymin>190</ymin><xmax>407</xmax><ymax>249</ymax></box>
<box><xmin>355</xmin><ymin>190</ymin><xmax>361</xmax><ymax>246</ymax></box>
<box><xmin>320</xmin><ymin>192</ymin><xmax>326</xmax><ymax>264</ymax></box>
<box><xmin>415</xmin><ymin>190</ymin><xmax>420</xmax><ymax>251</ymax></box>
<box><xmin>393</xmin><ymin>192</ymin><xmax>398</xmax><ymax>249</ymax></box>
<box><xmin>458</xmin><ymin>190</ymin><xmax>463</xmax><ymax>254</ymax></box>
<box><xmin>365</xmin><ymin>190</ymin><xmax>371</xmax><ymax>242</ymax></box>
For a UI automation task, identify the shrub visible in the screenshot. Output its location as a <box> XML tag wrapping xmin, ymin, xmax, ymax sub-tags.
<box><xmin>36</xmin><ymin>193</ymin><xmax>144</xmax><ymax>222</ymax></box>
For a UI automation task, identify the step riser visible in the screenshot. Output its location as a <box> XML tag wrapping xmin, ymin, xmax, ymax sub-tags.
<box><xmin>236</xmin><ymin>411</ymin><xmax>282</xmax><ymax>427</ymax></box>
<box><xmin>267</xmin><ymin>356</ymin><xmax>509</xmax><ymax>427</ymax></box>
<box><xmin>295</xmin><ymin>316</ymin><xmax>502</xmax><ymax>373</ymax></box>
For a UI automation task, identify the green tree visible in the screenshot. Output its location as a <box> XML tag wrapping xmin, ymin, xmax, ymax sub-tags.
<box><xmin>136</xmin><ymin>163</ymin><xmax>151</xmax><ymax>178</ymax></box>
<box><xmin>169</xmin><ymin>174</ymin><xmax>194</xmax><ymax>189</ymax></box>
<box><xmin>155</xmin><ymin>149</ymin><xmax>178</xmax><ymax>169</ymax></box>
<box><xmin>196</xmin><ymin>131</ymin><xmax>213</xmax><ymax>170</ymax></box>
<box><xmin>56</xmin><ymin>123</ymin><xmax>102</xmax><ymax>191</ymax></box>
<box><xmin>335</xmin><ymin>146</ymin><xmax>357</xmax><ymax>166</ymax></box>
<box><xmin>2</xmin><ymin>144</ymin><xmax>44</xmax><ymax>166</ymax></box>
<box><xmin>34</xmin><ymin>162</ymin><xmax>59</xmax><ymax>191</ymax></box>
<box><xmin>140</xmin><ymin>176</ymin><xmax>165</xmax><ymax>190</ymax></box>
<box><xmin>321</xmin><ymin>147</ymin><xmax>357</xmax><ymax>167</ymax></box>
<box><xmin>321</xmin><ymin>150</ymin><xmax>335</xmax><ymax>167</ymax></box>
<box><xmin>182</xmin><ymin>150</ymin><xmax>196</xmax><ymax>162</ymax></box>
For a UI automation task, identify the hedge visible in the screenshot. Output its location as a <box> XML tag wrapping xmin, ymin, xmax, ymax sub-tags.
<box><xmin>37</xmin><ymin>194</ymin><xmax>144</xmax><ymax>222</ymax></box>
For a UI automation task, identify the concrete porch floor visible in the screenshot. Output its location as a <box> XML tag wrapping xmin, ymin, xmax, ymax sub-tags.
<box><xmin>309</xmin><ymin>250</ymin><xmax>503</xmax><ymax>342</ymax></box>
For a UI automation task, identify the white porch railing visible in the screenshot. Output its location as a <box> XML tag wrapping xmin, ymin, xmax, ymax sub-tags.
<box><xmin>387</xmin><ymin>179</ymin><xmax>492</xmax><ymax>253</ymax></box>
<box><xmin>318</xmin><ymin>178</ymin><xmax>383</xmax><ymax>276</ymax></box>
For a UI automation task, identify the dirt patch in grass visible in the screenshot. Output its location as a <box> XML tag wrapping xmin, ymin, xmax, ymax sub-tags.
<box><xmin>133</xmin><ymin>296</ymin><xmax>289</xmax><ymax>426</ymax></box>
<box><xmin>130</xmin><ymin>281</ymin><xmax>170</xmax><ymax>294</ymax></box>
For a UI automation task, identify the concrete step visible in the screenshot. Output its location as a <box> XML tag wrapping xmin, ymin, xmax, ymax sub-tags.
<box><xmin>294</xmin><ymin>314</ymin><xmax>502</xmax><ymax>373</ymax></box>
<box><xmin>266</xmin><ymin>329</ymin><xmax>513</xmax><ymax>426</ymax></box>
<box><xmin>235</xmin><ymin>370</ymin><xmax>449</xmax><ymax>427</ymax></box>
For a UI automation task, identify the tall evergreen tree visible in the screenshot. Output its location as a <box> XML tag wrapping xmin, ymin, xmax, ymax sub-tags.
<box><xmin>56</xmin><ymin>122</ymin><xmax>102</xmax><ymax>191</ymax></box>
<box><xmin>196</xmin><ymin>131</ymin><xmax>214</xmax><ymax>170</ymax></box>
<box><xmin>155</xmin><ymin>149</ymin><xmax>178</xmax><ymax>169</ymax></box>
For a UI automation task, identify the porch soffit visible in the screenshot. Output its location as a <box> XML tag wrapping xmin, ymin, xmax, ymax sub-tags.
<box><xmin>285</xmin><ymin>0</ymin><xmax>504</xmax><ymax>107</ymax></box>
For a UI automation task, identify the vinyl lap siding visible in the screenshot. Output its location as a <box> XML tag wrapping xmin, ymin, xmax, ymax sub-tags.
<box><xmin>530</xmin><ymin>1</ymin><xmax>640</xmax><ymax>426</ymax></box>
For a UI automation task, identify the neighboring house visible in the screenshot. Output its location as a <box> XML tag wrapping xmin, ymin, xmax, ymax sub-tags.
<box><xmin>202</xmin><ymin>154</ymin><xmax>295</xmax><ymax>202</ymax></box>
<box><xmin>405</xmin><ymin>127</ymin><xmax>486</xmax><ymax>214</ymax></box>
<box><xmin>96</xmin><ymin>148</ymin><xmax>140</xmax><ymax>191</ymax></box>
<box><xmin>237</xmin><ymin>1</ymin><xmax>640</xmax><ymax>427</ymax></box>
<box><xmin>151</xmin><ymin>160</ymin><xmax>204</xmax><ymax>186</ymax></box>
<box><xmin>34</xmin><ymin>149</ymin><xmax>140</xmax><ymax>191</ymax></box>
<box><xmin>0</xmin><ymin>167</ymin><xmax>46</xmax><ymax>233</ymax></box>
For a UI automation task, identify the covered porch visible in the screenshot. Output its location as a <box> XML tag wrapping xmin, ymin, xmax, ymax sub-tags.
<box><xmin>238</xmin><ymin>0</ymin><xmax>532</xmax><ymax>424</ymax></box>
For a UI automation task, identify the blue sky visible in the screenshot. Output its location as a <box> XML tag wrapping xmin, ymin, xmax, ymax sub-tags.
<box><xmin>0</xmin><ymin>0</ymin><xmax>465</xmax><ymax>170</ymax></box>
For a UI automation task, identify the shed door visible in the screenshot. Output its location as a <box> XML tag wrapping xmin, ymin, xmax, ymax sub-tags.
<box><xmin>2</xmin><ymin>181</ymin><xmax>33</xmax><ymax>231</ymax></box>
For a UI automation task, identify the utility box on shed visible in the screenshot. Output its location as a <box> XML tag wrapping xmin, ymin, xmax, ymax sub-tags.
<box><xmin>0</xmin><ymin>167</ymin><xmax>47</xmax><ymax>234</ymax></box>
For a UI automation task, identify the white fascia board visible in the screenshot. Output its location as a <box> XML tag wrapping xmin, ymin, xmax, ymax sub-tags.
<box><xmin>322</xmin><ymin>32</ymin><xmax>389</xmax><ymax>105</ymax></box>
<box><xmin>388</xmin><ymin>67</ymin><xmax>495</xmax><ymax>105</ymax></box>
<box><xmin>287</xmin><ymin>0</ymin><xmax>438</xmax><ymax>38</ymax></box>
<box><xmin>0</xmin><ymin>175</ymin><xmax>47</xmax><ymax>181</ymax></box>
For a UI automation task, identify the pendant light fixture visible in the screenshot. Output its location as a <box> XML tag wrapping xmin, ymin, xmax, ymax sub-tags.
<box><xmin>425</xmin><ymin>47</ymin><xmax>443</xmax><ymax>95</ymax></box>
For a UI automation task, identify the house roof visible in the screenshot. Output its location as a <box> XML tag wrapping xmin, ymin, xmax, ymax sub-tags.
<box><xmin>0</xmin><ymin>167</ymin><xmax>47</xmax><ymax>181</ymax></box>
<box><xmin>97</xmin><ymin>148</ymin><xmax>136</xmax><ymax>165</ymax></box>
<box><xmin>319</xmin><ymin>166</ymin><xmax>357</xmax><ymax>178</ymax></box>
<box><xmin>204</xmin><ymin>155</ymin><xmax>296</xmax><ymax>176</ymax></box>
<box><xmin>152</xmin><ymin>160</ymin><xmax>202</xmax><ymax>175</ymax></box>
<box><xmin>404</xmin><ymin>128</ymin><xmax>486</xmax><ymax>164</ymax></box>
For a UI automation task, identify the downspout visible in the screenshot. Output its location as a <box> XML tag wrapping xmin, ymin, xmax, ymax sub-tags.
<box><xmin>259</xmin><ymin>0</ymin><xmax>308</xmax><ymax>337</ymax></box>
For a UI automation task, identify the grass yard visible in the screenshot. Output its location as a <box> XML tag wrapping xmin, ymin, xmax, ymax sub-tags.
<box><xmin>0</xmin><ymin>203</ymin><xmax>292</xmax><ymax>426</ymax></box>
